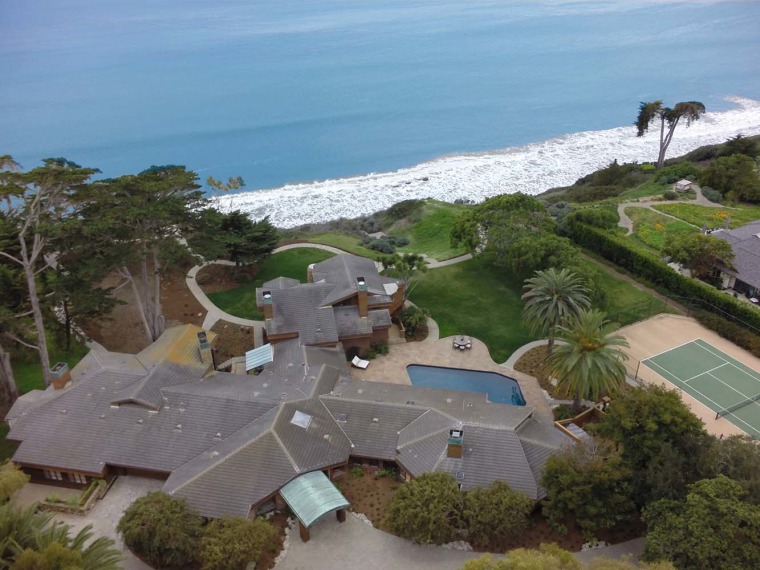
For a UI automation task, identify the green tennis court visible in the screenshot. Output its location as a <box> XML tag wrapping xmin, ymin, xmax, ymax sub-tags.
<box><xmin>641</xmin><ymin>338</ymin><xmax>760</xmax><ymax>439</ymax></box>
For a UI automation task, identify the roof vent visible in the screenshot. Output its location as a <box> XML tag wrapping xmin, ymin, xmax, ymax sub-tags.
<box><xmin>211</xmin><ymin>451</ymin><xmax>220</xmax><ymax>457</ymax></box>
<box><xmin>99</xmin><ymin>414</ymin><xmax>106</xmax><ymax>420</ymax></box>
<box><xmin>137</xmin><ymin>419</ymin><xmax>143</xmax><ymax>424</ymax></box>
<box><xmin>179</xmin><ymin>406</ymin><xmax>186</xmax><ymax>413</ymax></box>
<box><xmin>59</xmin><ymin>409</ymin><xmax>67</xmax><ymax>415</ymax></box>
<box><xmin>372</xmin><ymin>417</ymin><xmax>379</xmax><ymax>423</ymax></box>
<box><xmin>323</xmin><ymin>434</ymin><xmax>330</xmax><ymax>440</ymax></box>
<box><xmin>214</xmin><ymin>432</ymin><xmax>222</xmax><ymax>440</ymax></box>
<box><xmin>456</xmin><ymin>471</ymin><xmax>465</xmax><ymax>481</ymax></box>
<box><xmin>174</xmin><ymin>424</ymin><xmax>182</xmax><ymax>432</ymax></box>
<box><xmin>406</xmin><ymin>401</ymin><xmax>415</xmax><ymax>405</ymax></box>
<box><xmin>446</xmin><ymin>398</ymin><xmax>453</xmax><ymax>404</ymax></box>
<box><xmin>337</xmin><ymin>413</ymin><xmax>348</xmax><ymax>422</ymax></box>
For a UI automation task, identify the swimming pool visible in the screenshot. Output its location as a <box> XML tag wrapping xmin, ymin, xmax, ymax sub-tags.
<box><xmin>406</xmin><ymin>365</ymin><xmax>526</xmax><ymax>406</ymax></box>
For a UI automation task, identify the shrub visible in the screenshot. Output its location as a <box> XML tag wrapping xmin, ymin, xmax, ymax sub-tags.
<box><xmin>350</xmin><ymin>467</ymin><xmax>365</xmax><ymax>479</ymax></box>
<box><xmin>0</xmin><ymin>461</ymin><xmax>29</xmax><ymax>503</ymax></box>
<box><xmin>375</xmin><ymin>468</ymin><xmax>397</xmax><ymax>479</ymax></box>
<box><xmin>117</xmin><ymin>492</ymin><xmax>203</xmax><ymax>569</ymax></box>
<box><xmin>199</xmin><ymin>516</ymin><xmax>278</xmax><ymax>570</ymax></box>
<box><xmin>700</xmin><ymin>186</ymin><xmax>722</xmax><ymax>203</ymax></box>
<box><xmin>383</xmin><ymin>199</ymin><xmax>425</xmax><ymax>223</ymax></box>
<box><xmin>398</xmin><ymin>305</ymin><xmax>430</xmax><ymax>337</ymax></box>
<box><xmin>463</xmin><ymin>482</ymin><xmax>533</xmax><ymax>548</ymax></box>
<box><xmin>564</xmin><ymin>185</ymin><xmax>625</xmax><ymax>203</ymax></box>
<box><xmin>385</xmin><ymin>472</ymin><xmax>463</xmax><ymax>544</ymax></box>
<box><xmin>655</xmin><ymin>162</ymin><xmax>696</xmax><ymax>184</ymax></box>
<box><xmin>692</xmin><ymin>310</ymin><xmax>760</xmax><ymax>358</ymax></box>
<box><xmin>370</xmin><ymin>341</ymin><xmax>389</xmax><ymax>355</ymax></box>
<box><xmin>663</xmin><ymin>190</ymin><xmax>678</xmax><ymax>201</ymax></box>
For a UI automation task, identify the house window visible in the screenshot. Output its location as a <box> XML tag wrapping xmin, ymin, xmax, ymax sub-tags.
<box><xmin>44</xmin><ymin>469</ymin><xmax>62</xmax><ymax>481</ymax></box>
<box><xmin>68</xmin><ymin>473</ymin><xmax>87</xmax><ymax>484</ymax></box>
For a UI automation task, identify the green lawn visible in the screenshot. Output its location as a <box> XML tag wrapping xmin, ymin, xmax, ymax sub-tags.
<box><xmin>409</xmin><ymin>255</ymin><xmax>538</xmax><ymax>363</ymax></box>
<box><xmin>575</xmin><ymin>257</ymin><xmax>672</xmax><ymax>325</ymax></box>
<box><xmin>304</xmin><ymin>233</ymin><xmax>378</xmax><ymax>258</ymax></box>
<box><xmin>410</xmin><ymin>254</ymin><xmax>672</xmax><ymax>364</ymax></box>
<box><xmin>12</xmin><ymin>338</ymin><xmax>89</xmax><ymax>394</ymax></box>
<box><xmin>652</xmin><ymin>203</ymin><xmax>760</xmax><ymax>229</ymax></box>
<box><xmin>618</xmin><ymin>180</ymin><xmax>669</xmax><ymax>201</ymax></box>
<box><xmin>394</xmin><ymin>201</ymin><xmax>467</xmax><ymax>261</ymax></box>
<box><xmin>626</xmin><ymin>207</ymin><xmax>698</xmax><ymax>251</ymax></box>
<box><xmin>0</xmin><ymin>423</ymin><xmax>18</xmax><ymax>462</ymax></box>
<box><xmin>207</xmin><ymin>249</ymin><xmax>335</xmax><ymax>319</ymax></box>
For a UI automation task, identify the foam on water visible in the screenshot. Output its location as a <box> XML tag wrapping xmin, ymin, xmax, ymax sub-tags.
<box><xmin>214</xmin><ymin>97</ymin><xmax>760</xmax><ymax>228</ymax></box>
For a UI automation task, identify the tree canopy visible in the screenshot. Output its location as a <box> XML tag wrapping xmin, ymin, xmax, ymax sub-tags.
<box><xmin>541</xmin><ymin>439</ymin><xmax>636</xmax><ymax>539</ymax></box>
<box><xmin>699</xmin><ymin>153</ymin><xmax>760</xmax><ymax>203</ymax></box>
<box><xmin>522</xmin><ymin>268</ymin><xmax>591</xmax><ymax>353</ymax></box>
<box><xmin>641</xmin><ymin>476</ymin><xmax>760</xmax><ymax>570</ymax></box>
<box><xmin>385</xmin><ymin>472</ymin><xmax>463</xmax><ymax>545</ymax></box>
<box><xmin>199</xmin><ymin>515</ymin><xmax>278</xmax><ymax>570</ymax></box>
<box><xmin>548</xmin><ymin>309</ymin><xmax>629</xmax><ymax>409</ymax></box>
<box><xmin>593</xmin><ymin>385</ymin><xmax>712</xmax><ymax>505</ymax></box>
<box><xmin>662</xmin><ymin>232</ymin><xmax>734</xmax><ymax>281</ymax></box>
<box><xmin>117</xmin><ymin>491</ymin><xmax>203</xmax><ymax>569</ymax></box>
<box><xmin>635</xmin><ymin>100</ymin><xmax>706</xmax><ymax>169</ymax></box>
<box><xmin>463</xmin><ymin>481</ymin><xmax>533</xmax><ymax>549</ymax></box>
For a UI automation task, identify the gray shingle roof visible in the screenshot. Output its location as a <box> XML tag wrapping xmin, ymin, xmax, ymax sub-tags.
<box><xmin>274</xmin><ymin>398</ymin><xmax>352</xmax><ymax>473</ymax></box>
<box><xmin>311</xmin><ymin>254</ymin><xmax>387</xmax><ymax>296</ymax></box>
<box><xmin>322</xmin><ymin>397</ymin><xmax>426</xmax><ymax>460</ymax></box>
<box><xmin>262</xmin><ymin>276</ymin><xmax>301</xmax><ymax>290</ymax></box>
<box><xmin>713</xmin><ymin>221</ymin><xmax>760</xmax><ymax>289</ymax></box>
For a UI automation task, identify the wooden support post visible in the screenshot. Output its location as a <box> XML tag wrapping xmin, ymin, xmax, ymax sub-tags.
<box><xmin>336</xmin><ymin>508</ymin><xmax>346</xmax><ymax>523</ymax></box>
<box><xmin>299</xmin><ymin>521</ymin><xmax>310</xmax><ymax>543</ymax></box>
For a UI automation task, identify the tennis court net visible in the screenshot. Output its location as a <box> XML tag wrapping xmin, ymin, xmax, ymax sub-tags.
<box><xmin>716</xmin><ymin>392</ymin><xmax>760</xmax><ymax>419</ymax></box>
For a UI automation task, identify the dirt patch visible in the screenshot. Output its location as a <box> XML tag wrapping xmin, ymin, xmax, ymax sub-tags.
<box><xmin>195</xmin><ymin>264</ymin><xmax>256</xmax><ymax>295</ymax></box>
<box><xmin>338</xmin><ymin>467</ymin><xmax>401</xmax><ymax>530</ymax></box>
<box><xmin>81</xmin><ymin>267</ymin><xmax>206</xmax><ymax>354</ymax></box>
<box><xmin>210</xmin><ymin>321</ymin><xmax>257</xmax><ymax>364</ymax></box>
<box><xmin>513</xmin><ymin>346</ymin><xmax>565</xmax><ymax>399</ymax></box>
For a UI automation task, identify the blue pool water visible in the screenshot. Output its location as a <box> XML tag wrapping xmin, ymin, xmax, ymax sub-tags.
<box><xmin>406</xmin><ymin>365</ymin><xmax>526</xmax><ymax>406</ymax></box>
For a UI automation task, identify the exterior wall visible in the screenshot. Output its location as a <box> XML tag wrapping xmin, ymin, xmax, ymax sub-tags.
<box><xmin>388</xmin><ymin>283</ymin><xmax>406</xmax><ymax>316</ymax></box>
<box><xmin>22</xmin><ymin>466</ymin><xmax>106</xmax><ymax>489</ymax></box>
<box><xmin>371</xmin><ymin>328</ymin><xmax>390</xmax><ymax>345</ymax></box>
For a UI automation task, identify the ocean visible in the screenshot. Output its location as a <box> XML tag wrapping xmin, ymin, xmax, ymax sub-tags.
<box><xmin>2</xmin><ymin>0</ymin><xmax>760</xmax><ymax>227</ymax></box>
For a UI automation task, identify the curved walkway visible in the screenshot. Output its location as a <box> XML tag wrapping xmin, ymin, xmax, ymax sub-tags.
<box><xmin>617</xmin><ymin>184</ymin><xmax>725</xmax><ymax>236</ymax></box>
<box><xmin>187</xmin><ymin>243</ymin><xmax>451</xmax><ymax>337</ymax></box>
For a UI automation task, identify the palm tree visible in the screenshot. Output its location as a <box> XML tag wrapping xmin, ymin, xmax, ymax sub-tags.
<box><xmin>522</xmin><ymin>268</ymin><xmax>591</xmax><ymax>353</ymax></box>
<box><xmin>635</xmin><ymin>100</ymin><xmax>706</xmax><ymax>169</ymax></box>
<box><xmin>549</xmin><ymin>308</ymin><xmax>630</xmax><ymax>411</ymax></box>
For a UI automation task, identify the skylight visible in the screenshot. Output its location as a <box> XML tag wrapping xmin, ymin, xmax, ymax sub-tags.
<box><xmin>291</xmin><ymin>410</ymin><xmax>312</xmax><ymax>430</ymax></box>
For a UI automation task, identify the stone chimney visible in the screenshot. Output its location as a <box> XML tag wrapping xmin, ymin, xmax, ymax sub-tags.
<box><xmin>447</xmin><ymin>428</ymin><xmax>464</xmax><ymax>459</ymax></box>
<box><xmin>50</xmin><ymin>362</ymin><xmax>71</xmax><ymax>390</ymax></box>
<box><xmin>262</xmin><ymin>290</ymin><xmax>274</xmax><ymax>320</ymax></box>
<box><xmin>197</xmin><ymin>331</ymin><xmax>213</xmax><ymax>368</ymax></box>
<box><xmin>356</xmin><ymin>277</ymin><xmax>368</xmax><ymax>317</ymax></box>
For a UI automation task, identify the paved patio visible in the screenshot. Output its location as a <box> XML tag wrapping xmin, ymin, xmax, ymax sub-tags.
<box><xmin>349</xmin><ymin>336</ymin><xmax>553</xmax><ymax>423</ymax></box>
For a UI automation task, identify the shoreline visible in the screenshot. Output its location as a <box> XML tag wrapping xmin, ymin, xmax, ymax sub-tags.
<box><xmin>212</xmin><ymin>96</ymin><xmax>760</xmax><ymax>228</ymax></box>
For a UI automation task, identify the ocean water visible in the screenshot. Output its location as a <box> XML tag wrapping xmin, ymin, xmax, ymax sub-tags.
<box><xmin>2</xmin><ymin>1</ymin><xmax>760</xmax><ymax>227</ymax></box>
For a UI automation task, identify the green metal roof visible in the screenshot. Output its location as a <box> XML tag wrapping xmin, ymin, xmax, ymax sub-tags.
<box><xmin>279</xmin><ymin>471</ymin><xmax>349</xmax><ymax>527</ymax></box>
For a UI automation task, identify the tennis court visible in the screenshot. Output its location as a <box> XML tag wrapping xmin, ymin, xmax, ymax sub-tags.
<box><xmin>641</xmin><ymin>338</ymin><xmax>760</xmax><ymax>439</ymax></box>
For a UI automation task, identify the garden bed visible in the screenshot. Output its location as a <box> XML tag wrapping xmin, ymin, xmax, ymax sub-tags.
<box><xmin>40</xmin><ymin>478</ymin><xmax>107</xmax><ymax>515</ymax></box>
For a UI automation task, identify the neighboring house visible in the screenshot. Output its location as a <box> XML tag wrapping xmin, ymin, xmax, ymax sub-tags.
<box><xmin>5</xmin><ymin>323</ymin><xmax>570</xmax><ymax>522</ymax></box>
<box><xmin>256</xmin><ymin>254</ymin><xmax>404</xmax><ymax>353</ymax></box>
<box><xmin>712</xmin><ymin>220</ymin><xmax>760</xmax><ymax>298</ymax></box>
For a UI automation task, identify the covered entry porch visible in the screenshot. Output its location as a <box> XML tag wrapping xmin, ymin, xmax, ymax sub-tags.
<box><xmin>279</xmin><ymin>470</ymin><xmax>350</xmax><ymax>543</ymax></box>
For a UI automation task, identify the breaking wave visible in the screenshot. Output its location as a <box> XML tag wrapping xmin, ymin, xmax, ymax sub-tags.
<box><xmin>213</xmin><ymin>96</ymin><xmax>760</xmax><ymax>228</ymax></box>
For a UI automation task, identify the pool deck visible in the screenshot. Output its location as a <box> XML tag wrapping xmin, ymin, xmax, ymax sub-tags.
<box><xmin>349</xmin><ymin>336</ymin><xmax>553</xmax><ymax>423</ymax></box>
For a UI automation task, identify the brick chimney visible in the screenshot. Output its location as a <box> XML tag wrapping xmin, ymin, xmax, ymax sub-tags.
<box><xmin>50</xmin><ymin>362</ymin><xmax>71</xmax><ymax>390</ymax></box>
<box><xmin>197</xmin><ymin>331</ymin><xmax>213</xmax><ymax>368</ymax></box>
<box><xmin>262</xmin><ymin>290</ymin><xmax>274</xmax><ymax>320</ymax></box>
<box><xmin>356</xmin><ymin>277</ymin><xmax>368</xmax><ymax>317</ymax></box>
<box><xmin>447</xmin><ymin>428</ymin><xmax>464</xmax><ymax>459</ymax></box>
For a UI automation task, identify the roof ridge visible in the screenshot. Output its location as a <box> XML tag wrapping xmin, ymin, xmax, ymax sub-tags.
<box><xmin>317</xmin><ymin>398</ymin><xmax>354</xmax><ymax>448</ymax></box>
<box><xmin>515</xmin><ymin>433</ymin><xmax>540</xmax><ymax>499</ymax></box>
<box><xmin>271</xmin><ymin>427</ymin><xmax>300</xmax><ymax>474</ymax></box>
<box><xmin>166</xmin><ymin>407</ymin><xmax>279</xmax><ymax>492</ymax></box>
<box><xmin>320</xmin><ymin>394</ymin><xmax>431</xmax><ymax>412</ymax></box>
<box><xmin>397</xmin><ymin>424</ymin><xmax>452</xmax><ymax>450</ymax></box>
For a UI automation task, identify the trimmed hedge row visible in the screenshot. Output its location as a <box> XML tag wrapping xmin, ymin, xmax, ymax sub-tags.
<box><xmin>566</xmin><ymin>223</ymin><xmax>760</xmax><ymax>332</ymax></box>
<box><xmin>692</xmin><ymin>310</ymin><xmax>760</xmax><ymax>359</ymax></box>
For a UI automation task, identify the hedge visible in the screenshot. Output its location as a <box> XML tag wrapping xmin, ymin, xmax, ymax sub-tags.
<box><xmin>565</xmin><ymin>223</ymin><xmax>760</xmax><ymax>332</ymax></box>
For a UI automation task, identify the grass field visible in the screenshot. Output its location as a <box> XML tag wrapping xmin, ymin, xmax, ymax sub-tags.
<box><xmin>304</xmin><ymin>232</ymin><xmax>377</xmax><ymax>258</ymax></box>
<box><xmin>394</xmin><ymin>201</ymin><xmax>467</xmax><ymax>260</ymax></box>
<box><xmin>207</xmin><ymin>249</ymin><xmax>335</xmax><ymax>319</ymax></box>
<box><xmin>626</xmin><ymin>207</ymin><xmax>698</xmax><ymax>250</ymax></box>
<box><xmin>11</xmin><ymin>338</ymin><xmax>89</xmax><ymax>394</ymax></box>
<box><xmin>652</xmin><ymin>203</ymin><xmax>760</xmax><ymax>229</ymax></box>
<box><xmin>617</xmin><ymin>180</ymin><xmax>670</xmax><ymax>201</ymax></box>
<box><xmin>410</xmin><ymin>254</ymin><xmax>672</xmax><ymax>363</ymax></box>
<box><xmin>409</xmin><ymin>255</ymin><xmax>536</xmax><ymax>363</ymax></box>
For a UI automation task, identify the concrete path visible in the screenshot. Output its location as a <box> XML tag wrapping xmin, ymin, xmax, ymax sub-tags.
<box><xmin>275</xmin><ymin>515</ymin><xmax>646</xmax><ymax>570</ymax></box>
<box><xmin>12</xmin><ymin>477</ymin><xmax>162</xmax><ymax>570</ymax></box>
<box><xmin>275</xmin><ymin>516</ymin><xmax>483</xmax><ymax>570</ymax></box>
<box><xmin>186</xmin><ymin>243</ymin><xmax>449</xmax><ymax>341</ymax></box>
<box><xmin>617</xmin><ymin>184</ymin><xmax>725</xmax><ymax>236</ymax></box>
